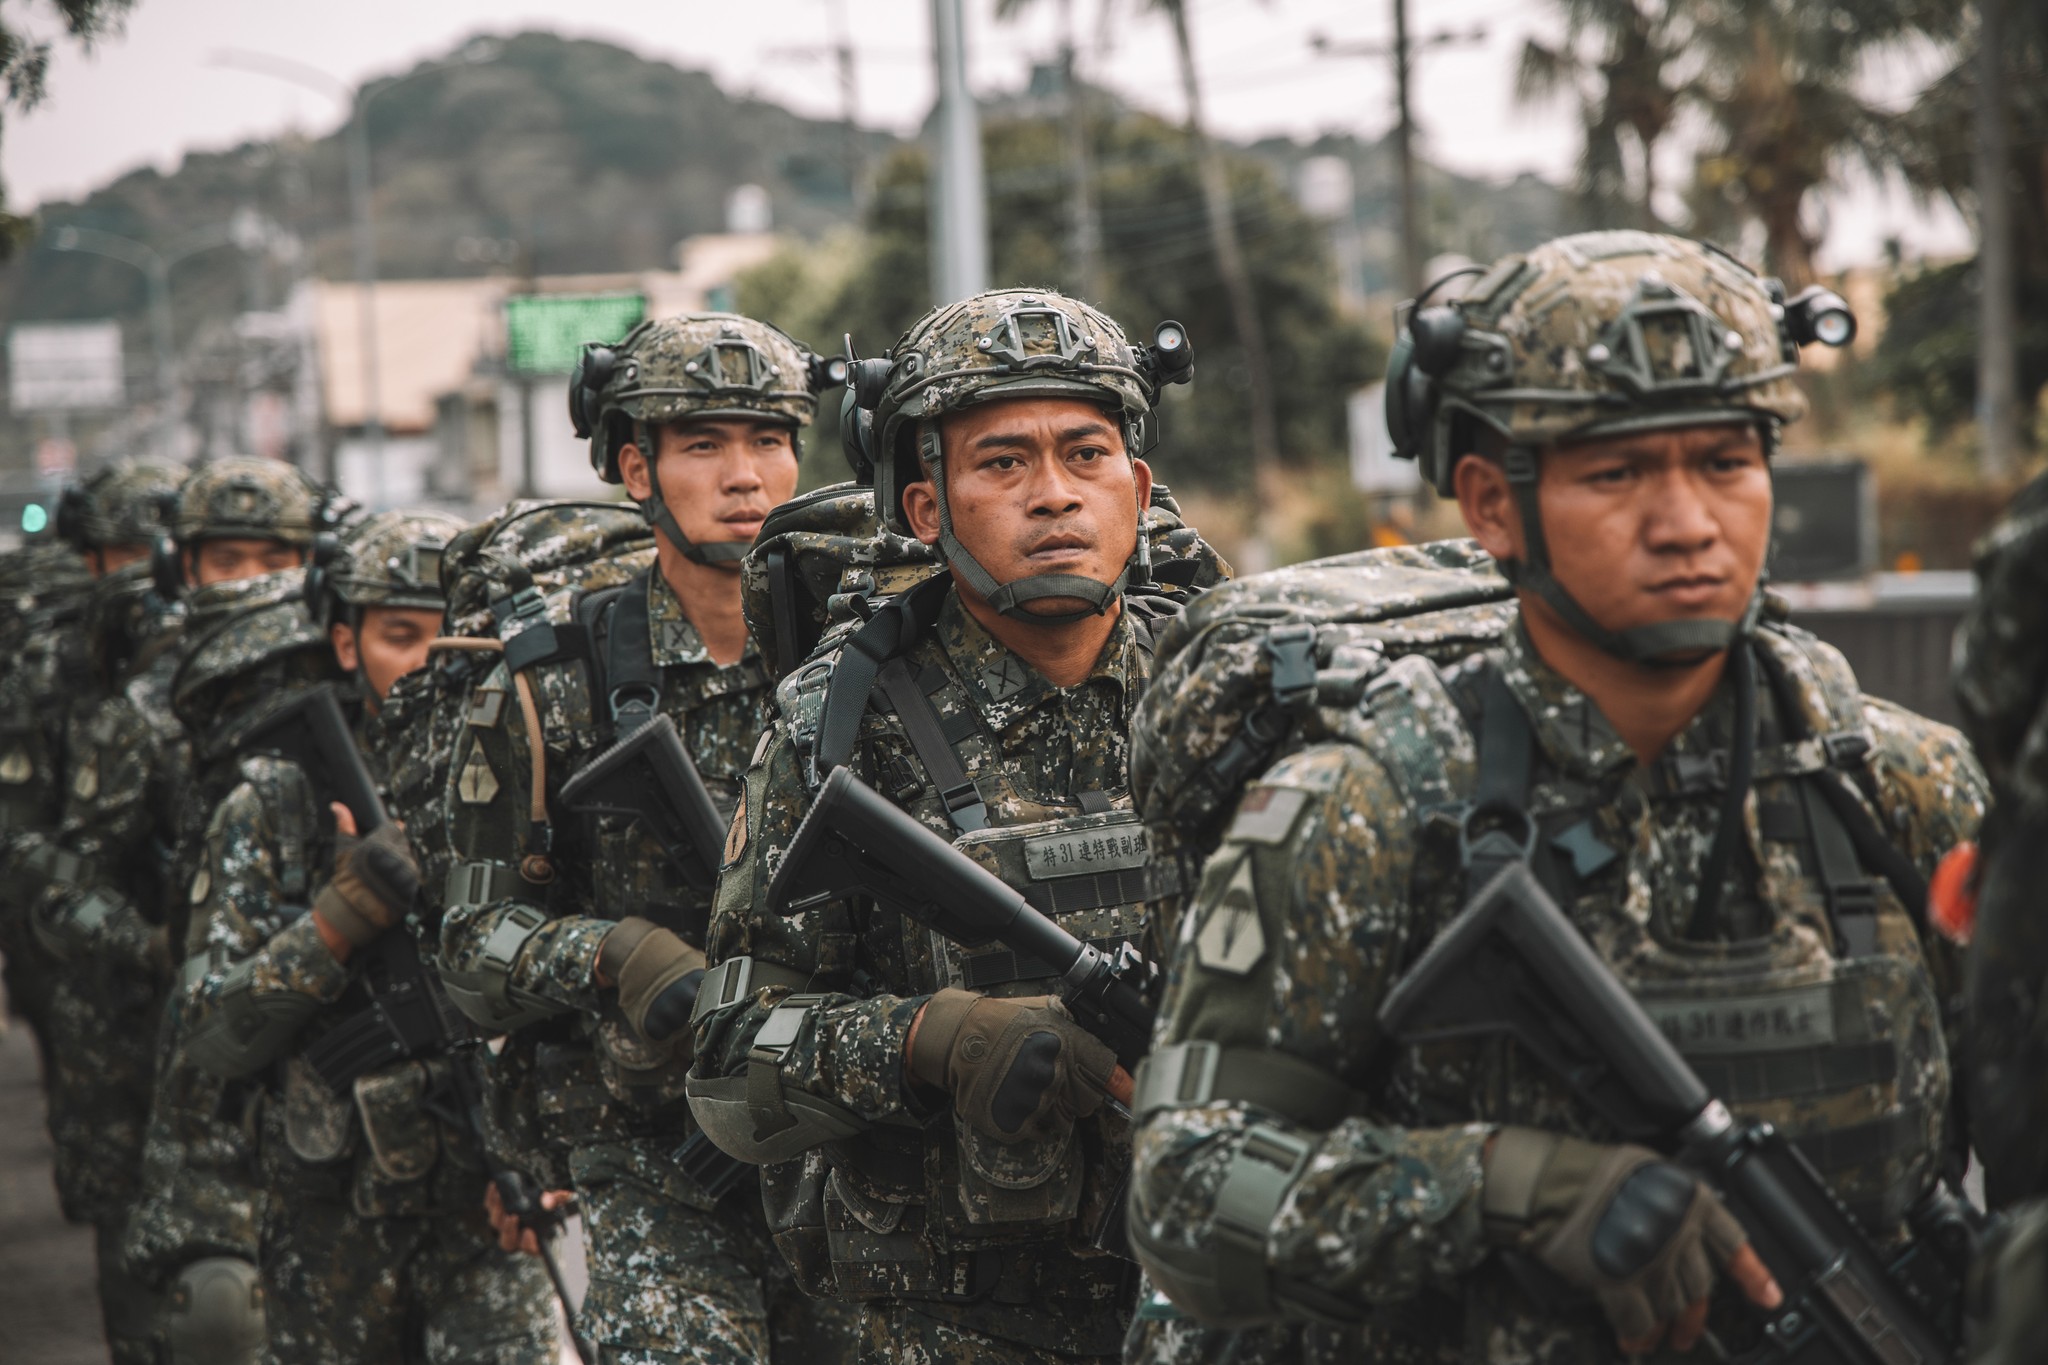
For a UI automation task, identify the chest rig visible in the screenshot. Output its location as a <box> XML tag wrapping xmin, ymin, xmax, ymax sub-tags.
<box><xmin>779</xmin><ymin>572</ymin><xmax>1173</xmax><ymax>1314</ymax></box>
<box><xmin>1399</xmin><ymin>630</ymin><xmax>1950</xmax><ymax>1241</ymax></box>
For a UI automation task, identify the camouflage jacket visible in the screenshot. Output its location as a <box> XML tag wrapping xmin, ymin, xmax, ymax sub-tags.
<box><xmin>439</xmin><ymin>568</ymin><xmax>773</xmax><ymax>1113</ymax></box>
<box><xmin>1129</xmin><ymin>617</ymin><xmax>1985</xmax><ymax>1364</ymax></box>
<box><xmin>182</xmin><ymin>707</ymin><xmax>487</xmax><ymax>1219</ymax></box>
<box><xmin>695</xmin><ymin>586</ymin><xmax>1161</xmax><ymax>1356</ymax></box>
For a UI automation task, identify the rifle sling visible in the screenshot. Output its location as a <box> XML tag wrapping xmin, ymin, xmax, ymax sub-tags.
<box><xmin>875</xmin><ymin>656</ymin><xmax>987</xmax><ymax>832</ymax></box>
<box><xmin>602</xmin><ymin>570</ymin><xmax>662</xmax><ymax>732</ymax></box>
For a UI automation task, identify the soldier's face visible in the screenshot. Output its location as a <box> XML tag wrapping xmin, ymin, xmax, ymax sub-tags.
<box><xmin>908</xmin><ymin>398</ymin><xmax>1152</xmax><ymax>619</ymax></box>
<box><xmin>618</xmin><ymin>418</ymin><xmax>799</xmax><ymax>567</ymax></box>
<box><xmin>188</xmin><ymin>537</ymin><xmax>304</xmax><ymax>586</ymax></box>
<box><xmin>330</xmin><ymin>606</ymin><xmax>442</xmax><ymax>707</ymax></box>
<box><xmin>1458</xmin><ymin>422</ymin><xmax>1772</xmax><ymax>640</ymax></box>
<box><xmin>86</xmin><ymin>542</ymin><xmax>149</xmax><ymax>577</ymax></box>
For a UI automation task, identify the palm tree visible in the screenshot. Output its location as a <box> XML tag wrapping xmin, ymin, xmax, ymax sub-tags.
<box><xmin>1515</xmin><ymin>0</ymin><xmax>1685</xmax><ymax>229</ymax></box>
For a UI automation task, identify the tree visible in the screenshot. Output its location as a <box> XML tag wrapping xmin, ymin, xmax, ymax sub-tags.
<box><xmin>1682</xmin><ymin>0</ymin><xmax>1961</xmax><ymax>287</ymax></box>
<box><xmin>0</xmin><ymin>0</ymin><xmax>135</xmax><ymax>252</ymax></box>
<box><xmin>1514</xmin><ymin>0</ymin><xmax>1685</xmax><ymax>229</ymax></box>
<box><xmin>739</xmin><ymin>111</ymin><xmax>1377</xmax><ymax>499</ymax></box>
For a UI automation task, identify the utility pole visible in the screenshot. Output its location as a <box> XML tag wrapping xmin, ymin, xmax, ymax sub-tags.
<box><xmin>929</xmin><ymin>0</ymin><xmax>990</xmax><ymax>304</ymax></box>
<box><xmin>1059</xmin><ymin>0</ymin><xmax>1104</xmax><ymax>301</ymax></box>
<box><xmin>1976</xmin><ymin>0</ymin><xmax>2018</xmax><ymax>480</ymax></box>
<box><xmin>1312</xmin><ymin>11</ymin><xmax>1485</xmax><ymax>296</ymax></box>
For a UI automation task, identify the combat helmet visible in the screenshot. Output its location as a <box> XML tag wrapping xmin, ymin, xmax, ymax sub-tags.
<box><xmin>1384</xmin><ymin>229</ymin><xmax>1856</xmax><ymax>662</ymax></box>
<box><xmin>847</xmin><ymin>287</ymin><xmax>1194</xmax><ymax>621</ymax></box>
<box><xmin>305</xmin><ymin>508</ymin><xmax>464</xmax><ymax>631</ymax></box>
<box><xmin>54</xmin><ymin>458</ymin><xmax>182</xmax><ymax>555</ymax></box>
<box><xmin>567</xmin><ymin>313</ymin><xmax>840</xmax><ymax>565</ymax></box>
<box><xmin>171</xmin><ymin>568</ymin><xmax>336</xmax><ymax>755</ymax></box>
<box><xmin>156</xmin><ymin>456</ymin><xmax>342</xmax><ymax>598</ymax></box>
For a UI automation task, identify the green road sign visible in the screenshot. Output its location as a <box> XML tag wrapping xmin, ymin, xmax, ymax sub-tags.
<box><xmin>505</xmin><ymin>293</ymin><xmax>646</xmax><ymax>376</ymax></box>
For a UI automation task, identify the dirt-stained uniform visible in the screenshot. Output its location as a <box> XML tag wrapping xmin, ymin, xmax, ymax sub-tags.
<box><xmin>692</xmin><ymin>289</ymin><xmax>1218</xmax><ymax>1365</ymax></box>
<box><xmin>439</xmin><ymin>312</ymin><xmax>854</xmax><ymax>1365</ymax></box>
<box><xmin>175</xmin><ymin>561</ymin><xmax>558</xmax><ymax>1365</ymax></box>
<box><xmin>1124</xmin><ymin>232</ymin><xmax>1985</xmax><ymax>1363</ymax></box>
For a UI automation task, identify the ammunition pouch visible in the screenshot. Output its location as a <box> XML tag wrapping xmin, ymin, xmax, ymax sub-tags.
<box><xmin>437</xmin><ymin>901</ymin><xmax>568</xmax><ymax>1031</ymax></box>
<box><xmin>183</xmin><ymin>958</ymin><xmax>324</xmax><ymax>1080</ymax></box>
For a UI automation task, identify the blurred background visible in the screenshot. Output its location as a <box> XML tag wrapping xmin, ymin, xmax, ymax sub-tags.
<box><xmin>0</xmin><ymin>0</ymin><xmax>2037</xmax><ymax>719</ymax></box>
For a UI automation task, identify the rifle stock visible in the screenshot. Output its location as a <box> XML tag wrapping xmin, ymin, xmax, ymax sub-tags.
<box><xmin>557</xmin><ymin>714</ymin><xmax>725</xmax><ymax>896</ymax></box>
<box><xmin>1380</xmin><ymin>861</ymin><xmax>1966</xmax><ymax>1365</ymax></box>
<box><xmin>240</xmin><ymin>684</ymin><xmax>387</xmax><ymax>832</ymax></box>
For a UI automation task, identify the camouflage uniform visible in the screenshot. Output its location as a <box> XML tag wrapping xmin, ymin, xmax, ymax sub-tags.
<box><xmin>1124</xmin><ymin>234</ymin><xmax>1982</xmax><ymax>1363</ymax></box>
<box><xmin>693</xmin><ymin>289</ymin><xmax>1211</xmax><ymax>1364</ymax></box>
<box><xmin>175</xmin><ymin>558</ymin><xmax>558</xmax><ymax>1365</ymax></box>
<box><xmin>441</xmin><ymin>314</ymin><xmax>854</xmax><ymax>1364</ymax></box>
<box><xmin>121</xmin><ymin>457</ymin><xmax>344</xmax><ymax>1364</ymax></box>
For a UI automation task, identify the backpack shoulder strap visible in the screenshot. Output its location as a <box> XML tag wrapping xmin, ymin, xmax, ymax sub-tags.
<box><xmin>588</xmin><ymin>569</ymin><xmax>658</xmax><ymax>734</ymax></box>
<box><xmin>811</xmin><ymin>571</ymin><xmax>953</xmax><ymax>782</ymax></box>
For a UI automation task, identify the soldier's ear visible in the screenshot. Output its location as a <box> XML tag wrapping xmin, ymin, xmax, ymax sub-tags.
<box><xmin>617</xmin><ymin>442</ymin><xmax>654</xmax><ymax>501</ymax></box>
<box><xmin>1454</xmin><ymin>452</ymin><xmax>1520</xmax><ymax>563</ymax></box>
<box><xmin>329</xmin><ymin>621</ymin><xmax>360</xmax><ymax>674</ymax></box>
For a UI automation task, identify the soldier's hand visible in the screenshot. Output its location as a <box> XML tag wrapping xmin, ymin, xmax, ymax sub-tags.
<box><xmin>1486</xmin><ymin>1128</ymin><xmax>1781</xmax><ymax>1354</ymax></box>
<box><xmin>907</xmin><ymin>989</ymin><xmax>1116</xmax><ymax>1145</ymax></box>
<box><xmin>484</xmin><ymin>1181</ymin><xmax>574</xmax><ymax>1257</ymax></box>
<box><xmin>313</xmin><ymin>805</ymin><xmax>420</xmax><ymax>949</ymax></box>
<box><xmin>596</xmin><ymin>917</ymin><xmax>706</xmax><ymax>1049</ymax></box>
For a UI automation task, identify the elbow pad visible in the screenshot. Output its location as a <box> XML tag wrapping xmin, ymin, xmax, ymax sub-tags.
<box><xmin>684</xmin><ymin>961</ymin><xmax>868</xmax><ymax>1164</ymax></box>
<box><xmin>438</xmin><ymin>902</ymin><xmax>572</xmax><ymax>1032</ymax></box>
<box><xmin>181</xmin><ymin>957</ymin><xmax>324</xmax><ymax>1079</ymax></box>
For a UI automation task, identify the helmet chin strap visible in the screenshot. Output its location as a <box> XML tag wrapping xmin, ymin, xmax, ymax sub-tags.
<box><xmin>1498</xmin><ymin>445</ymin><xmax>1761</xmax><ymax>667</ymax></box>
<box><xmin>636</xmin><ymin>421</ymin><xmax>749</xmax><ymax>566</ymax></box>
<box><xmin>918</xmin><ymin>426</ymin><xmax>1144</xmax><ymax>624</ymax></box>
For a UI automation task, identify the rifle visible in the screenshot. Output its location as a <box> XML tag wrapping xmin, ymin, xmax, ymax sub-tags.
<box><xmin>557</xmin><ymin>713</ymin><xmax>724</xmax><ymax>897</ymax></box>
<box><xmin>240</xmin><ymin>684</ymin><xmax>388</xmax><ymax>833</ymax></box>
<box><xmin>1378</xmin><ymin>860</ymin><xmax>1979</xmax><ymax>1365</ymax></box>
<box><xmin>767</xmin><ymin>765</ymin><xmax>1154</xmax><ymax>1098</ymax></box>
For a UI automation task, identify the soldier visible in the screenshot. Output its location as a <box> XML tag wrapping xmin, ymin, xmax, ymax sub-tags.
<box><xmin>176</xmin><ymin>510</ymin><xmax>561</xmax><ymax>1365</ymax></box>
<box><xmin>1123</xmin><ymin>232</ymin><xmax>1986</xmax><ymax>1362</ymax></box>
<box><xmin>0</xmin><ymin>470</ymin><xmax>135</xmax><ymax>1052</ymax></box>
<box><xmin>122</xmin><ymin>456</ymin><xmax>339</xmax><ymax>1365</ymax></box>
<box><xmin>690</xmin><ymin>289</ymin><xmax>1206</xmax><ymax>1365</ymax></box>
<box><xmin>437</xmin><ymin>312</ymin><xmax>852</xmax><ymax>1363</ymax></box>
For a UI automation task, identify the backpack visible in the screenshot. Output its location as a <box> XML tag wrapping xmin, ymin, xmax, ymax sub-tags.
<box><xmin>1130</xmin><ymin>538</ymin><xmax>1517</xmax><ymax>898</ymax></box>
<box><xmin>377</xmin><ymin>499</ymin><xmax>656</xmax><ymax>922</ymax></box>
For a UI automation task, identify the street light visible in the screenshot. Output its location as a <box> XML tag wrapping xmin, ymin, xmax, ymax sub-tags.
<box><xmin>49</xmin><ymin>222</ymin><xmax>236</xmax><ymax>460</ymax></box>
<box><xmin>208</xmin><ymin>42</ymin><xmax>498</xmax><ymax>499</ymax></box>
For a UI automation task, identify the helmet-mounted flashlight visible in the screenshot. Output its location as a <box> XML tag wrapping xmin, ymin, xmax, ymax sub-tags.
<box><xmin>1782</xmin><ymin>286</ymin><xmax>1857</xmax><ymax>349</ymax></box>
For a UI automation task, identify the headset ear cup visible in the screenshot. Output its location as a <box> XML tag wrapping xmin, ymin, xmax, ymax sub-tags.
<box><xmin>150</xmin><ymin>536</ymin><xmax>182</xmax><ymax>601</ymax></box>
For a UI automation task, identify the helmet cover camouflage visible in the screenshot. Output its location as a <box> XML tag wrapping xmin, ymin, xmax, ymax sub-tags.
<box><xmin>582</xmin><ymin>312</ymin><xmax>818</xmax><ymax>484</ymax></box>
<box><xmin>59</xmin><ymin>459</ymin><xmax>182</xmax><ymax>551</ymax></box>
<box><xmin>173</xmin><ymin>457</ymin><xmax>330</xmax><ymax>549</ymax></box>
<box><xmin>871</xmin><ymin>287</ymin><xmax>1155</xmax><ymax>537</ymax></box>
<box><xmin>314</xmin><ymin>508</ymin><xmax>464</xmax><ymax>625</ymax></box>
<box><xmin>171</xmin><ymin>568</ymin><xmax>332</xmax><ymax>733</ymax></box>
<box><xmin>1408</xmin><ymin>230</ymin><xmax>1807</xmax><ymax>493</ymax></box>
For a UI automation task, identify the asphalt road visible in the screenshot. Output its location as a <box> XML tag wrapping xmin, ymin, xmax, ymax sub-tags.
<box><xmin>0</xmin><ymin>1017</ymin><xmax>108</xmax><ymax>1364</ymax></box>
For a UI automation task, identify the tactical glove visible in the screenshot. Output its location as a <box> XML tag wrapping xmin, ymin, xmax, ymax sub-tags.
<box><xmin>314</xmin><ymin>824</ymin><xmax>420</xmax><ymax>948</ymax></box>
<box><xmin>1485</xmin><ymin>1127</ymin><xmax>1748</xmax><ymax>1349</ymax></box>
<box><xmin>909</xmin><ymin>988</ymin><xmax>1116</xmax><ymax>1145</ymax></box>
<box><xmin>600</xmin><ymin>916</ymin><xmax>706</xmax><ymax>1048</ymax></box>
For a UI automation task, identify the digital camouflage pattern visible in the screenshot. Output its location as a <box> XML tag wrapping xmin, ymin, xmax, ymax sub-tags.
<box><xmin>696</xmin><ymin>588</ymin><xmax>1161</xmax><ymax>1362</ymax></box>
<box><xmin>440</xmin><ymin>567</ymin><xmax>850</xmax><ymax>1363</ymax></box>
<box><xmin>170</xmin><ymin>456</ymin><xmax>328</xmax><ymax>551</ymax></box>
<box><xmin>317</xmin><ymin>508</ymin><xmax>463</xmax><ymax>622</ymax></box>
<box><xmin>1128</xmin><ymin>608</ymin><xmax>1985</xmax><ymax>1364</ymax></box>
<box><xmin>59</xmin><ymin>458</ymin><xmax>181</xmax><ymax>552</ymax></box>
<box><xmin>1956</xmin><ymin>470</ymin><xmax>2048</xmax><ymax>1205</ymax></box>
<box><xmin>181</xmin><ymin>695</ymin><xmax>558</xmax><ymax>1363</ymax></box>
<box><xmin>595</xmin><ymin>313</ymin><xmax>819</xmax><ymax>434</ymax></box>
<box><xmin>1407</xmin><ymin>230</ymin><xmax>1808</xmax><ymax>491</ymax></box>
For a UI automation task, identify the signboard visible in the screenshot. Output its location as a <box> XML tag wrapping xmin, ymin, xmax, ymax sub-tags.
<box><xmin>504</xmin><ymin>293</ymin><xmax>646</xmax><ymax>376</ymax></box>
<box><xmin>9</xmin><ymin>321</ymin><xmax>125</xmax><ymax>412</ymax></box>
<box><xmin>1348</xmin><ymin>382</ymin><xmax>1421</xmax><ymax>494</ymax></box>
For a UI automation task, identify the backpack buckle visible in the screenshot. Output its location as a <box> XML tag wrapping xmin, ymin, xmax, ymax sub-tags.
<box><xmin>1264</xmin><ymin>625</ymin><xmax>1318</xmax><ymax>710</ymax></box>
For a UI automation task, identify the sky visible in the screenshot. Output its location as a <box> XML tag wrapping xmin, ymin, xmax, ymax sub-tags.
<box><xmin>3</xmin><ymin>0</ymin><xmax>1971</xmax><ymax>272</ymax></box>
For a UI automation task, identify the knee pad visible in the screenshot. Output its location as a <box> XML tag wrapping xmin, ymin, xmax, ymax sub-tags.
<box><xmin>162</xmin><ymin>1257</ymin><xmax>265</xmax><ymax>1365</ymax></box>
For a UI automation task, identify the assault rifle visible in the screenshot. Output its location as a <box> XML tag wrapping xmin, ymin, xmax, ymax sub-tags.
<box><xmin>767</xmin><ymin>766</ymin><xmax>1154</xmax><ymax>1093</ymax></box>
<box><xmin>1378</xmin><ymin>860</ymin><xmax>1979</xmax><ymax>1365</ymax></box>
<box><xmin>558</xmin><ymin>713</ymin><xmax>725</xmax><ymax>897</ymax></box>
<box><xmin>240</xmin><ymin>684</ymin><xmax>388</xmax><ymax>832</ymax></box>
